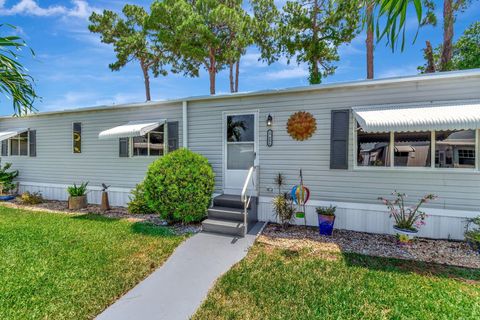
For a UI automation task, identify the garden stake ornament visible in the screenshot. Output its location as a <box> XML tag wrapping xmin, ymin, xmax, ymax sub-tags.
<box><xmin>291</xmin><ymin>169</ymin><xmax>310</xmax><ymax>229</ymax></box>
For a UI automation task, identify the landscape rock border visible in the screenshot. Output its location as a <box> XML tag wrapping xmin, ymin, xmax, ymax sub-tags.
<box><xmin>259</xmin><ymin>223</ymin><xmax>480</xmax><ymax>269</ymax></box>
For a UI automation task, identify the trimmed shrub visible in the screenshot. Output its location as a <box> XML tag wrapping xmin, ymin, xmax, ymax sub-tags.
<box><xmin>127</xmin><ymin>183</ymin><xmax>154</xmax><ymax>214</ymax></box>
<box><xmin>144</xmin><ymin>148</ymin><xmax>215</xmax><ymax>223</ymax></box>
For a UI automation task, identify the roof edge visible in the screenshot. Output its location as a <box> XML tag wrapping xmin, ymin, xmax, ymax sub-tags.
<box><xmin>2</xmin><ymin>68</ymin><xmax>480</xmax><ymax>119</ymax></box>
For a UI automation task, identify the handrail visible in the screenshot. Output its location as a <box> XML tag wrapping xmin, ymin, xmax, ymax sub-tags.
<box><xmin>241</xmin><ymin>165</ymin><xmax>257</xmax><ymax>236</ymax></box>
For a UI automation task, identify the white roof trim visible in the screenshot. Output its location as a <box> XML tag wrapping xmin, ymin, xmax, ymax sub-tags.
<box><xmin>0</xmin><ymin>128</ymin><xmax>28</xmax><ymax>142</ymax></box>
<box><xmin>98</xmin><ymin>120</ymin><xmax>166</xmax><ymax>140</ymax></box>
<box><xmin>352</xmin><ymin>102</ymin><xmax>480</xmax><ymax>133</ymax></box>
<box><xmin>0</xmin><ymin>69</ymin><xmax>479</xmax><ymax>119</ymax></box>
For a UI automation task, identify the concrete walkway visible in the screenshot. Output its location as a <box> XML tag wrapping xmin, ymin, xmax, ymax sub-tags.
<box><xmin>96</xmin><ymin>222</ymin><xmax>265</xmax><ymax>320</ymax></box>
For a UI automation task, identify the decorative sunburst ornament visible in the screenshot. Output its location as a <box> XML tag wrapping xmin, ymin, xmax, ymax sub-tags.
<box><xmin>287</xmin><ymin>111</ymin><xmax>317</xmax><ymax>141</ymax></box>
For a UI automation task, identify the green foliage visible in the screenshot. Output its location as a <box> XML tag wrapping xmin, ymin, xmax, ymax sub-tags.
<box><xmin>88</xmin><ymin>5</ymin><xmax>169</xmax><ymax>100</ymax></box>
<box><xmin>316</xmin><ymin>205</ymin><xmax>336</xmax><ymax>216</ymax></box>
<box><xmin>273</xmin><ymin>172</ymin><xmax>285</xmax><ymax>195</ymax></box>
<box><xmin>143</xmin><ymin>148</ymin><xmax>215</xmax><ymax>223</ymax></box>
<box><xmin>272</xmin><ymin>193</ymin><xmax>295</xmax><ymax>229</ymax></box>
<box><xmin>418</xmin><ymin>21</ymin><xmax>480</xmax><ymax>72</ymax></box>
<box><xmin>0</xmin><ymin>162</ymin><xmax>18</xmax><ymax>195</ymax></box>
<box><xmin>67</xmin><ymin>182</ymin><xmax>89</xmax><ymax>197</ymax></box>
<box><xmin>20</xmin><ymin>191</ymin><xmax>44</xmax><ymax>205</ymax></box>
<box><xmin>149</xmin><ymin>0</ymin><xmax>252</xmax><ymax>94</ymax></box>
<box><xmin>0</xmin><ymin>24</ymin><xmax>38</xmax><ymax>115</ymax></box>
<box><xmin>275</xmin><ymin>0</ymin><xmax>361</xmax><ymax>84</ymax></box>
<box><xmin>128</xmin><ymin>183</ymin><xmax>155</xmax><ymax>214</ymax></box>
<box><xmin>0</xmin><ymin>207</ymin><xmax>184</xmax><ymax>319</ymax></box>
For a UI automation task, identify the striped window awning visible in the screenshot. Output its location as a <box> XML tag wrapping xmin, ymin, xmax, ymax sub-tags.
<box><xmin>98</xmin><ymin>120</ymin><xmax>166</xmax><ymax>140</ymax></box>
<box><xmin>352</xmin><ymin>102</ymin><xmax>480</xmax><ymax>133</ymax></box>
<box><xmin>0</xmin><ymin>128</ymin><xmax>28</xmax><ymax>142</ymax></box>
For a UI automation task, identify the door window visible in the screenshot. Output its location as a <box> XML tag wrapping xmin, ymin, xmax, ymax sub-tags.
<box><xmin>226</xmin><ymin>115</ymin><xmax>255</xmax><ymax>170</ymax></box>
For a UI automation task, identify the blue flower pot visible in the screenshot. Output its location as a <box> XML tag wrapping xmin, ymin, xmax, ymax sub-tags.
<box><xmin>0</xmin><ymin>195</ymin><xmax>15</xmax><ymax>201</ymax></box>
<box><xmin>318</xmin><ymin>214</ymin><xmax>335</xmax><ymax>236</ymax></box>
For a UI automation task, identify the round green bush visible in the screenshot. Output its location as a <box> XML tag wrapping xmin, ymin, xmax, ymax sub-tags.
<box><xmin>143</xmin><ymin>148</ymin><xmax>215</xmax><ymax>223</ymax></box>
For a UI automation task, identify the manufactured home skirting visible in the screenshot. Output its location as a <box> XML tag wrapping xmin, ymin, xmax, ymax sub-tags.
<box><xmin>17</xmin><ymin>182</ymin><xmax>473</xmax><ymax>240</ymax></box>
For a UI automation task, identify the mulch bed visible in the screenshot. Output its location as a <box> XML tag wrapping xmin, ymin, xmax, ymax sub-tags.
<box><xmin>259</xmin><ymin>223</ymin><xmax>480</xmax><ymax>269</ymax></box>
<box><xmin>0</xmin><ymin>199</ymin><xmax>201</xmax><ymax>235</ymax></box>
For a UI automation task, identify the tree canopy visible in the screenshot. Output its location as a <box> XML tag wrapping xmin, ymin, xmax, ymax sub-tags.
<box><xmin>418</xmin><ymin>21</ymin><xmax>480</xmax><ymax>72</ymax></box>
<box><xmin>89</xmin><ymin>5</ymin><xmax>169</xmax><ymax>101</ymax></box>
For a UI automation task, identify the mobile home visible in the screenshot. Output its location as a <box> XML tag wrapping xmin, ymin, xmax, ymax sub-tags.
<box><xmin>1</xmin><ymin>69</ymin><xmax>480</xmax><ymax>240</ymax></box>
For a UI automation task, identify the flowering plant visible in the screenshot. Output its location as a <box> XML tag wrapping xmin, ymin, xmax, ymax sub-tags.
<box><xmin>378</xmin><ymin>191</ymin><xmax>437</xmax><ymax>231</ymax></box>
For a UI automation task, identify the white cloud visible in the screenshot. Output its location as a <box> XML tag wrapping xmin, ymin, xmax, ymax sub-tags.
<box><xmin>263</xmin><ymin>65</ymin><xmax>309</xmax><ymax>80</ymax></box>
<box><xmin>0</xmin><ymin>0</ymin><xmax>97</xmax><ymax>19</ymax></box>
<box><xmin>377</xmin><ymin>64</ymin><xmax>419</xmax><ymax>79</ymax></box>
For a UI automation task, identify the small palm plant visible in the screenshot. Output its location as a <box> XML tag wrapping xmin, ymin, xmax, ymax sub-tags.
<box><xmin>67</xmin><ymin>182</ymin><xmax>89</xmax><ymax>197</ymax></box>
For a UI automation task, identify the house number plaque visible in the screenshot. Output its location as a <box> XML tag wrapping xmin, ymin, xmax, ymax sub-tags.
<box><xmin>267</xmin><ymin>129</ymin><xmax>273</xmax><ymax>147</ymax></box>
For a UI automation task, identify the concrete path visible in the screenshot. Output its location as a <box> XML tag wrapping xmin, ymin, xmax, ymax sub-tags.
<box><xmin>96</xmin><ymin>222</ymin><xmax>265</xmax><ymax>320</ymax></box>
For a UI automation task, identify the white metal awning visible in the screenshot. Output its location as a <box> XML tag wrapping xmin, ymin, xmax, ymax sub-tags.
<box><xmin>0</xmin><ymin>128</ymin><xmax>28</xmax><ymax>142</ymax></box>
<box><xmin>352</xmin><ymin>102</ymin><xmax>480</xmax><ymax>133</ymax></box>
<box><xmin>98</xmin><ymin>120</ymin><xmax>166</xmax><ymax>140</ymax></box>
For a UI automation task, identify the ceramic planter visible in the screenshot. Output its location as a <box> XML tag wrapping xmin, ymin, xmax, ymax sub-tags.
<box><xmin>393</xmin><ymin>226</ymin><xmax>418</xmax><ymax>244</ymax></box>
<box><xmin>0</xmin><ymin>195</ymin><xmax>15</xmax><ymax>201</ymax></box>
<box><xmin>318</xmin><ymin>214</ymin><xmax>335</xmax><ymax>236</ymax></box>
<box><xmin>68</xmin><ymin>195</ymin><xmax>88</xmax><ymax>210</ymax></box>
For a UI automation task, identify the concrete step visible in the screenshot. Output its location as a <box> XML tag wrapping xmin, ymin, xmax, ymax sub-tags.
<box><xmin>208</xmin><ymin>206</ymin><xmax>244</xmax><ymax>222</ymax></box>
<box><xmin>213</xmin><ymin>194</ymin><xmax>244</xmax><ymax>209</ymax></box>
<box><xmin>202</xmin><ymin>218</ymin><xmax>245</xmax><ymax>237</ymax></box>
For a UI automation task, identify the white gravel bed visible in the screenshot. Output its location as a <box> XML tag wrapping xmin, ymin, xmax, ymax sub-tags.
<box><xmin>259</xmin><ymin>223</ymin><xmax>480</xmax><ymax>269</ymax></box>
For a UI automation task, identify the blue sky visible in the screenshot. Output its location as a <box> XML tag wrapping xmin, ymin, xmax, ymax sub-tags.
<box><xmin>0</xmin><ymin>0</ymin><xmax>479</xmax><ymax>114</ymax></box>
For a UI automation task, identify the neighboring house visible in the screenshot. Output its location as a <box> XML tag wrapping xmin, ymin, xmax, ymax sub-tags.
<box><xmin>1</xmin><ymin>69</ymin><xmax>480</xmax><ymax>240</ymax></box>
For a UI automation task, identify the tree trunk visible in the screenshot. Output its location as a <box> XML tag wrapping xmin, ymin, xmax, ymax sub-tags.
<box><xmin>440</xmin><ymin>0</ymin><xmax>454</xmax><ymax>71</ymax></box>
<box><xmin>140</xmin><ymin>61</ymin><xmax>151</xmax><ymax>101</ymax></box>
<box><xmin>229</xmin><ymin>62</ymin><xmax>234</xmax><ymax>93</ymax></box>
<box><xmin>234</xmin><ymin>59</ymin><xmax>240</xmax><ymax>93</ymax></box>
<box><xmin>424</xmin><ymin>40</ymin><xmax>436</xmax><ymax>73</ymax></box>
<box><xmin>209</xmin><ymin>49</ymin><xmax>216</xmax><ymax>95</ymax></box>
<box><xmin>366</xmin><ymin>1</ymin><xmax>374</xmax><ymax>79</ymax></box>
<box><xmin>310</xmin><ymin>0</ymin><xmax>320</xmax><ymax>84</ymax></box>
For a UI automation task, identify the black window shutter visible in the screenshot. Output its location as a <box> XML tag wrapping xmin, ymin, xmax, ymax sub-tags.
<box><xmin>119</xmin><ymin>138</ymin><xmax>129</xmax><ymax>157</ymax></box>
<box><xmin>29</xmin><ymin>130</ymin><xmax>37</xmax><ymax>157</ymax></box>
<box><xmin>167</xmin><ymin>121</ymin><xmax>179</xmax><ymax>152</ymax></box>
<box><xmin>1</xmin><ymin>140</ymin><xmax>8</xmax><ymax>156</ymax></box>
<box><xmin>330</xmin><ymin>110</ymin><xmax>350</xmax><ymax>169</ymax></box>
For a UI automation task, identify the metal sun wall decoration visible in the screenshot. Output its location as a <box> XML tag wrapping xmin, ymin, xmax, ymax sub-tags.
<box><xmin>286</xmin><ymin>111</ymin><xmax>317</xmax><ymax>141</ymax></box>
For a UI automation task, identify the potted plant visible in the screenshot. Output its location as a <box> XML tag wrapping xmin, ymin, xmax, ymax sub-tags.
<box><xmin>0</xmin><ymin>162</ymin><xmax>18</xmax><ymax>201</ymax></box>
<box><xmin>67</xmin><ymin>182</ymin><xmax>89</xmax><ymax>210</ymax></box>
<box><xmin>465</xmin><ymin>216</ymin><xmax>480</xmax><ymax>254</ymax></box>
<box><xmin>316</xmin><ymin>205</ymin><xmax>336</xmax><ymax>236</ymax></box>
<box><xmin>379</xmin><ymin>191</ymin><xmax>437</xmax><ymax>244</ymax></box>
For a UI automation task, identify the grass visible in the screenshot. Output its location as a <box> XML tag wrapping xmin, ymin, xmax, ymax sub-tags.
<box><xmin>0</xmin><ymin>206</ymin><xmax>186</xmax><ymax>320</ymax></box>
<box><xmin>194</xmin><ymin>243</ymin><xmax>480</xmax><ymax>320</ymax></box>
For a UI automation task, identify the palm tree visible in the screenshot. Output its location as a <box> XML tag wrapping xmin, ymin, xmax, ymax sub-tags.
<box><xmin>363</xmin><ymin>0</ymin><xmax>424</xmax><ymax>79</ymax></box>
<box><xmin>0</xmin><ymin>24</ymin><xmax>38</xmax><ymax>116</ymax></box>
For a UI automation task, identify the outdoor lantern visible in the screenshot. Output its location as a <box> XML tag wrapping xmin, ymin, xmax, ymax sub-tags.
<box><xmin>266</xmin><ymin>114</ymin><xmax>273</xmax><ymax>127</ymax></box>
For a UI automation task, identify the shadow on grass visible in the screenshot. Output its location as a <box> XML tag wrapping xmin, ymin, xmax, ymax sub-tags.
<box><xmin>72</xmin><ymin>213</ymin><xmax>177</xmax><ymax>238</ymax></box>
<box><xmin>342</xmin><ymin>252</ymin><xmax>480</xmax><ymax>284</ymax></box>
<box><xmin>72</xmin><ymin>213</ymin><xmax>121</xmax><ymax>223</ymax></box>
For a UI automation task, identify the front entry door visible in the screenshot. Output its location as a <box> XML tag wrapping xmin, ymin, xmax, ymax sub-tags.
<box><xmin>224</xmin><ymin>112</ymin><xmax>258</xmax><ymax>195</ymax></box>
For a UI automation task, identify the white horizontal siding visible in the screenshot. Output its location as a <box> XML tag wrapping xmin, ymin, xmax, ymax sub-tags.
<box><xmin>0</xmin><ymin>102</ymin><xmax>183</xmax><ymax>190</ymax></box>
<box><xmin>187</xmin><ymin>75</ymin><xmax>480</xmax><ymax>211</ymax></box>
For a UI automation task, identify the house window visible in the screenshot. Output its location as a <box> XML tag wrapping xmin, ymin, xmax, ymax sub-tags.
<box><xmin>132</xmin><ymin>125</ymin><xmax>165</xmax><ymax>157</ymax></box>
<box><xmin>356</xmin><ymin>129</ymin><xmax>390</xmax><ymax>167</ymax></box>
<box><xmin>394</xmin><ymin>131</ymin><xmax>431</xmax><ymax>167</ymax></box>
<box><xmin>10</xmin><ymin>132</ymin><xmax>28</xmax><ymax>156</ymax></box>
<box><xmin>73</xmin><ymin>122</ymin><xmax>81</xmax><ymax>153</ymax></box>
<box><xmin>355</xmin><ymin>124</ymin><xmax>477</xmax><ymax>170</ymax></box>
<box><xmin>435</xmin><ymin>130</ymin><xmax>475</xmax><ymax>168</ymax></box>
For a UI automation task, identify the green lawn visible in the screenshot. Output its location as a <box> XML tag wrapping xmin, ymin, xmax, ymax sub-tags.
<box><xmin>0</xmin><ymin>206</ymin><xmax>186</xmax><ymax>320</ymax></box>
<box><xmin>194</xmin><ymin>243</ymin><xmax>480</xmax><ymax>320</ymax></box>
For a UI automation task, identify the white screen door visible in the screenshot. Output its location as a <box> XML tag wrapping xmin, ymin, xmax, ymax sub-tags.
<box><xmin>224</xmin><ymin>112</ymin><xmax>257</xmax><ymax>194</ymax></box>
